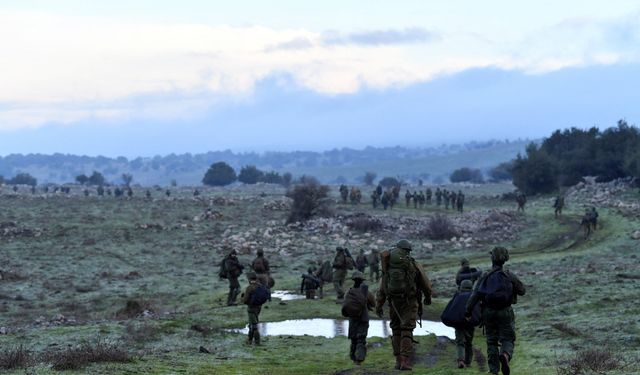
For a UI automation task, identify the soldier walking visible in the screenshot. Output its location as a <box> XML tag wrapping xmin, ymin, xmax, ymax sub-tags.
<box><xmin>223</xmin><ymin>250</ymin><xmax>244</xmax><ymax>306</ymax></box>
<box><xmin>332</xmin><ymin>247</ymin><xmax>349</xmax><ymax>300</ymax></box>
<box><xmin>242</xmin><ymin>272</ymin><xmax>268</xmax><ymax>345</ymax></box>
<box><xmin>426</xmin><ymin>188</ymin><xmax>432</xmax><ymax>205</ymax></box>
<box><xmin>367</xmin><ymin>249</ymin><xmax>380</xmax><ymax>282</ymax></box>
<box><xmin>457</xmin><ymin>191</ymin><xmax>465</xmax><ymax>213</ymax></box>
<box><xmin>553</xmin><ymin>195</ymin><xmax>564</xmax><ymax>218</ymax></box>
<box><xmin>343</xmin><ymin>271</ymin><xmax>375</xmax><ymax>366</ymax></box>
<box><xmin>376</xmin><ymin>240</ymin><xmax>432</xmax><ymax>370</ymax></box>
<box><xmin>355</xmin><ymin>249</ymin><xmax>367</xmax><ymax>273</ymax></box>
<box><xmin>251</xmin><ymin>249</ymin><xmax>271</xmax><ymax>288</ymax></box>
<box><xmin>466</xmin><ymin>247</ymin><xmax>526</xmax><ymax>375</ymax></box>
<box><xmin>301</xmin><ymin>267</ymin><xmax>321</xmax><ymax>299</ymax></box>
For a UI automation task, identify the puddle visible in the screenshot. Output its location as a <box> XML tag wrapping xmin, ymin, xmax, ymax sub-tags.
<box><xmin>270</xmin><ymin>290</ymin><xmax>305</xmax><ymax>301</ymax></box>
<box><xmin>230</xmin><ymin>318</ymin><xmax>454</xmax><ymax>339</ymax></box>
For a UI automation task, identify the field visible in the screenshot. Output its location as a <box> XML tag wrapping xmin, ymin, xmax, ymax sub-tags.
<box><xmin>1</xmin><ymin>182</ymin><xmax>639</xmax><ymax>374</ymax></box>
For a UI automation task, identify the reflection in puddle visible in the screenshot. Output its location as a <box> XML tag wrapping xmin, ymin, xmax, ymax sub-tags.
<box><xmin>230</xmin><ymin>318</ymin><xmax>454</xmax><ymax>339</ymax></box>
<box><xmin>270</xmin><ymin>290</ymin><xmax>305</xmax><ymax>301</ymax></box>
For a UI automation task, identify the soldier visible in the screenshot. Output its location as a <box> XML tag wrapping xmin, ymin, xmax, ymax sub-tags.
<box><xmin>381</xmin><ymin>191</ymin><xmax>390</xmax><ymax>210</ymax></box>
<box><xmin>193</xmin><ymin>189</ymin><xmax>200</xmax><ymax>197</ymax></box>
<box><xmin>516</xmin><ymin>192</ymin><xmax>526</xmax><ymax>212</ymax></box>
<box><xmin>590</xmin><ymin>207</ymin><xmax>599</xmax><ymax>232</ymax></box>
<box><xmin>580</xmin><ymin>208</ymin><xmax>593</xmax><ymax>237</ymax></box>
<box><xmin>455</xmin><ymin>279</ymin><xmax>476</xmax><ymax>368</ymax></box>
<box><xmin>12</xmin><ymin>185</ymin><xmax>18</xmax><ymax>193</ymax></box>
<box><xmin>340</xmin><ymin>184</ymin><xmax>349</xmax><ymax>204</ymax></box>
<box><xmin>223</xmin><ymin>249</ymin><xmax>244</xmax><ymax>306</ymax></box>
<box><xmin>444</xmin><ymin>189</ymin><xmax>450</xmax><ymax>209</ymax></box>
<box><xmin>344</xmin><ymin>271</ymin><xmax>375</xmax><ymax>365</ymax></box>
<box><xmin>355</xmin><ymin>249</ymin><xmax>367</xmax><ymax>273</ymax></box>
<box><xmin>145</xmin><ymin>190</ymin><xmax>151</xmax><ymax>199</ymax></box>
<box><xmin>457</xmin><ymin>191</ymin><xmax>465</xmax><ymax>213</ymax></box>
<box><xmin>436</xmin><ymin>188</ymin><xmax>442</xmax><ymax>206</ymax></box>
<box><xmin>412</xmin><ymin>191</ymin><xmax>418</xmax><ymax>209</ymax></box>
<box><xmin>456</xmin><ymin>258</ymin><xmax>482</xmax><ymax>287</ymax></box>
<box><xmin>332</xmin><ymin>247</ymin><xmax>349</xmax><ymax>300</ymax></box>
<box><xmin>316</xmin><ymin>259</ymin><xmax>333</xmax><ymax>299</ymax></box>
<box><xmin>376</xmin><ymin>240</ymin><xmax>432</xmax><ymax>370</ymax></box>
<box><xmin>376</xmin><ymin>184</ymin><xmax>383</xmax><ymax>198</ymax></box>
<box><xmin>426</xmin><ymin>188</ymin><xmax>432</xmax><ymax>205</ymax></box>
<box><xmin>553</xmin><ymin>195</ymin><xmax>564</xmax><ymax>218</ymax></box>
<box><xmin>450</xmin><ymin>191</ymin><xmax>457</xmax><ymax>209</ymax></box>
<box><xmin>251</xmin><ymin>249</ymin><xmax>271</xmax><ymax>288</ymax></box>
<box><xmin>97</xmin><ymin>186</ymin><xmax>104</xmax><ymax>196</ymax></box>
<box><xmin>367</xmin><ymin>249</ymin><xmax>380</xmax><ymax>282</ymax></box>
<box><xmin>165</xmin><ymin>189</ymin><xmax>171</xmax><ymax>197</ymax></box>
<box><xmin>371</xmin><ymin>190</ymin><xmax>379</xmax><ymax>209</ymax></box>
<box><xmin>300</xmin><ymin>267</ymin><xmax>321</xmax><ymax>299</ymax></box>
<box><xmin>418</xmin><ymin>191</ymin><xmax>425</xmax><ymax>209</ymax></box>
<box><xmin>83</xmin><ymin>189</ymin><xmax>89</xmax><ymax>197</ymax></box>
<box><xmin>466</xmin><ymin>247</ymin><xmax>526</xmax><ymax>375</ymax></box>
<box><xmin>242</xmin><ymin>272</ymin><xmax>267</xmax><ymax>345</ymax></box>
<box><xmin>405</xmin><ymin>190</ymin><xmax>412</xmax><ymax>207</ymax></box>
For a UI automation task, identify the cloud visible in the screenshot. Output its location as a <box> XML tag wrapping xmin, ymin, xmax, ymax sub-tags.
<box><xmin>265</xmin><ymin>37</ymin><xmax>315</xmax><ymax>52</ymax></box>
<box><xmin>324</xmin><ymin>27</ymin><xmax>439</xmax><ymax>46</ymax></box>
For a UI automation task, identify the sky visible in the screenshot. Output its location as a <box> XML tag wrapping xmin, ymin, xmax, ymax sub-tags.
<box><xmin>1</xmin><ymin>1</ymin><xmax>640</xmax><ymax>157</ymax></box>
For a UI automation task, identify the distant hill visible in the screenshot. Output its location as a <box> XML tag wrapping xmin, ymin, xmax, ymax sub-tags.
<box><xmin>0</xmin><ymin>140</ymin><xmax>530</xmax><ymax>186</ymax></box>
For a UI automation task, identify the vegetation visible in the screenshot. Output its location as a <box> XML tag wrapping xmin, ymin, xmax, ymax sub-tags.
<box><xmin>363</xmin><ymin>171</ymin><xmax>377</xmax><ymax>186</ymax></box>
<box><xmin>488</xmin><ymin>161</ymin><xmax>513</xmax><ymax>182</ymax></box>
<box><xmin>286</xmin><ymin>179</ymin><xmax>332</xmax><ymax>223</ymax></box>
<box><xmin>450</xmin><ymin>167</ymin><xmax>484</xmax><ymax>183</ymax></box>
<box><xmin>6</xmin><ymin>172</ymin><xmax>37</xmax><ymax>186</ymax></box>
<box><xmin>202</xmin><ymin>161</ymin><xmax>237</xmax><ymax>186</ymax></box>
<box><xmin>238</xmin><ymin>165</ymin><xmax>264</xmax><ymax>184</ymax></box>
<box><xmin>378</xmin><ymin>176</ymin><xmax>400</xmax><ymax>188</ymax></box>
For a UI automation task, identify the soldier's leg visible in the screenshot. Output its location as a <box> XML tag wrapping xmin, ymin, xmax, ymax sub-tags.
<box><xmin>399</xmin><ymin>301</ymin><xmax>418</xmax><ymax>370</ymax></box>
<box><xmin>455</xmin><ymin>328</ymin><xmax>465</xmax><ymax>363</ymax></box>
<box><xmin>497</xmin><ymin>308</ymin><xmax>516</xmax><ymax>360</ymax></box>
<box><xmin>464</xmin><ymin>326</ymin><xmax>475</xmax><ymax>365</ymax></box>
<box><xmin>309</xmin><ymin>289</ymin><xmax>316</xmax><ymax>299</ymax></box>
<box><xmin>484</xmin><ymin>308</ymin><xmax>501</xmax><ymax>374</ymax></box>
<box><xmin>319</xmin><ymin>281</ymin><xmax>324</xmax><ymax>299</ymax></box>
<box><xmin>354</xmin><ymin>321</ymin><xmax>369</xmax><ymax>363</ymax></box>
<box><xmin>228</xmin><ymin>277</ymin><xmax>240</xmax><ymax>305</ymax></box>
<box><xmin>389</xmin><ymin>306</ymin><xmax>402</xmax><ymax>369</ymax></box>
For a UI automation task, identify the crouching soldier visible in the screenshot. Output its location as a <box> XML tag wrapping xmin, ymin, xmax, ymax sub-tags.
<box><xmin>301</xmin><ymin>267</ymin><xmax>321</xmax><ymax>299</ymax></box>
<box><xmin>341</xmin><ymin>271</ymin><xmax>375</xmax><ymax>366</ymax></box>
<box><xmin>242</xmin><ymin>272</ymin><xmax>270</xmax><ymax>346</ymax></box>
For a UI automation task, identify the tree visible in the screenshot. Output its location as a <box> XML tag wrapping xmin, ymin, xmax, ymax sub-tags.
<box><xmin>122</xmin><ymin>173</ymin><xmax>133</xmax><ymax>187</ymax></box>
<box><xmin>8</xmin><ymin>172</ymin><xmax>37</xmax><ymax>186</ymax></box>
<box><xmin>262</xmin><ymin>171</ymin><xmax>283</xmax><ymax>184</ymax></box>
<box><xmin>202</xmin><ymin>161</ymin><xmax>237</xmax><ymax>186</ymax></box>
<box><xmin>88</xmin><ymin>171</ymin><xmax>106</xmax><ymax>186</ymax></box>
<box><xmin>76</xmin><ymin>174</ymin><xmax>89</xmax><ymax>185</ymax></box>
<box><xmin>488</xmin><ymin>162</ymin><xmax>513</xmax><ymax>182</ymax></box>
<box><xmin>511</xmin><ymin>143</ymin><xmax>558</xmax><ymax>195</ymax></box>
<box><xmin>450</xmin><ymin>167</ymin><xmax>484</xmax><ymax>183</ymax></box>
<box><xmin>238</xmin><ymin>165</ymin><xmax>264</xmax><ymax>184</ymax></box>
<box><xmin>378</xmin><ymin>177</ymin><xmax>400</xmax><ymax>188</ymax></box>
<box><xmin>282</xmin><ymin>172</ymin><xmax>293</xmax><ymax>188</ymax></box>
<box><xmin>286</xmin><ymin>180</ymin><xmax>332</xmax><ymax>223</ymax></box>
<box><xmin>363</xmin><ymin>171</ymin><xmax>377</xmax><ymax>186</ymax></box>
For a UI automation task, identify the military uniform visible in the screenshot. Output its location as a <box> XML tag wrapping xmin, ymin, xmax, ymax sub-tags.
<box><xmin>436</xmin><ymin>188</ymin><xmax>442</xmax><ymax>206</ymax></box>
<box><xmin>376</xmin><ymin>240</ymin><xmax>432</xmax><ymax>370</ymax></box>
<box><xmin>426</xmin><ymin>188</ymin><xmax>432</xmax><ymax>204</ymax></box>
<box><xmin>242</xmin><ymin>273</ymin><xmax>263</xmax><ymax>345</ymax></box>
<box><xmin>455</xmin><ymin>280</ymin><xmax>475</xmax><ymax>368</ymax></box>
<box><xmin>455</xmin><ymin>258</ymin><xmax>482</xmax><ymax>287</ymax></box>
<box><xmin>355</xmin><ymin>250</ymin><xmax>367</xmax><ymax>273</ymax></box>
<box><xmin>300</xmin><ymin>267</ymin><xmax>320</xmax><ymax>299</ymax></box>
<box><xmin>251</xmin><ymin>250</ymin><xmax>271</xmax><ymax>288</ymax></box>
<box><xmin>332</xmin><ymin>247</ymin><xmax>348</xmax><ymax>299</ymax></box>
<box><xmin>316</xmin><ymin>260</ymin><xmax>333</xmax><ymax>299</ymax></box>
<box><xmin>367</xmin><ymin>250</ymin><xmax>380</xmax><ymax>282</ymax></box>
<box><xmin>347</xmin><ymin>271</ymin><xmax>376</xmax><ymax>365</ymax></box>
<box><xmin>457</xmin><ymin>191</ymin><xmax>465</xmax><ymax>212</ymax></box>
<box><xmin>224</xmin><ymin>251</ymin><xmax>244</xmax><ymax>306</ymax></box>
<box><xmin>553</xmin><ymin>196</ymin><xmax>564</xmax><ymax>217</ymax></box>
<box><xmin>466</xmin><ymin>247</ymin><xmax>526</xmax><ymax>375</ymax></box>
<box><xmin>405</xmin><ymin>190</ymin><xmax>412</xmax><ymax>207</ymax></box>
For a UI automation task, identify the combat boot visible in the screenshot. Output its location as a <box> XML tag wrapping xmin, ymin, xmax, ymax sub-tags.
<box><xmin>394</xmin><ymin>356</ymin><xmax>401</xmax><ymax>370</ymax></box>
<box><xmin>399</xmin><ymin>355</ymin><xmax>412</xmax><ymax>370</ymax></box>
<box><xmin>458</xmin><ymin>359</ymin><xmax>466</xmax><ymax>368</ymax></box>
<box><xmin>499</xmin><ymin>352</ymin><xmax>510</xmax><ymax>375</ymax></box>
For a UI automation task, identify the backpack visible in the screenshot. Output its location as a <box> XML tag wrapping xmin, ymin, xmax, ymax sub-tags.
<box><xmin>320</xmin><ymin>261</ymin><xmax>333</xmax><ymax>282</ymax></box>
<box><xmin>440</xmin><ymin>291</ymin><xmax>481</xmax><ymax>328</ymax></box>
<box><xmin>385</xmin><ymin>249</ymin><xmax>416</xmax><ymax>298</ymax></box>
<box><xmin>346</xmin><ymin>256</ymin><xmax>355</xmax><ymax>270</ymax></box>
<box><xmin>218</xmin><ymin>258</ymin><xmax>228</xmax><ymax>279</ymax></box>
<box><xmin>341</xmin><ymin>285</ymin><xmax>368</xmax><ymax>318</ymax></box>
<box><xmin>303</xmin><ymin>274</ymin><xmax>320</xmax><ymax>290</ymax></box>
<box><xmin>250</xmin><ymin>284</ymin><xmax>271</xmax><ymax>306</ymax></box>
<box><xmin>252</xmin><ymin>257</ymin><xmax>267</xmax><ymax>273</ymax></box>
<box><xmin>479</xmin><ymin>269</ymin><xmax>513</xmax><ymax>309</ymax></box>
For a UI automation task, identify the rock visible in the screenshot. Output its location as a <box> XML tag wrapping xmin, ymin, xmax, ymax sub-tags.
<box><xmin>631</xmin><ymin>230</ymin><xmax>640</xmax><ymax>240</ymax></box>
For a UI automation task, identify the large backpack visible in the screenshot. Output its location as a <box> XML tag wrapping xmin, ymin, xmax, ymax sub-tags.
<box><xmin>250</xmin><ymin>284</ymin><xmax>271</xmax><ymax>306</ymax></box>
<box><xmin>320</xmin><ymin>261</ymin><xmax>333</xmax><ymax>282</ymax></box>
<box><xmin>341</xmin><ymin>285</ymin><xmax>368</xmax><ymax>318</ymax></box>
<box><xmin>386</xmin><ymin>249</ymin><xmax>416</xmax><ymax>299</ymax></box>
<box><xmin>252</xmin><ymin>257</ymin><xmax>267</xmax><ymax>273</ymax></box>
<box><xmin>345</xmin><ymin>256</ymin><xmax>355</xmax><ymax>270</ymax></box>
<box><xmin>478</xmin><ymin>269</ymin><xmax>513</xmax><ymax>309</ymax></box>
<box><xmin>440</xmin><ymin>291</ymin><xmax>481</xmax><ymax>328</ymax></box>
<box><xmin>303</xmin><ymin>274</ymin><xmax>320</xmax><ymax>290</ymax></box>
<box><xmin>218</xmin><ymin>258</ymin><xmax>228</xmax><ymax>279</ymax></box>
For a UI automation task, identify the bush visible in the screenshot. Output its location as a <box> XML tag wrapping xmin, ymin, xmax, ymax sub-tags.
<box><xmin>46</xmin><ymin>339</ymin><xmax>132</xmax><ymax>371</ymax></box>
<box><xmin>363</xmin><ymin>172</ymin><xmax>377</xmax><ymax>186</ymax></box>
<box><xmin>238</xmin><ymin>165</ymin><xmax>264</xmax><ymax>184</ymax></box>
<box><xmin>511</xmin><ymin>143</ymin><xmax>558</xmax><ymax>195</ymax></box>
<box><xmin>88</xmin><ymin>171</ymin><xmax>106</xmax><ymax>186</ymax></box>
<box><xmin>262</xmin><ymin>171</ymin><xmax>283</xmax><ymax>184</ymax></box>
<box><xmin>75</xmin><ymin>174</ymin><xmax>89</xmax><ymax>185</ymax></box>
<box><xmin>7</xmin><ymin>172</ymin><xmax>37</xmax><ymax>186</ymax></box>
<box><xmin>346</xmin><ymin>214</ymin><xmax>383</xmax><ymax>232</ymax></box>
<box><xmin>202</xmin><ymin>161</ymin><xmax>237</xmax><ymax>186</ymax></box>
<box><xmin>286</xmin><ymin>180</ymin><xmax>332</xmax><ymax>223</ymax></box>
<box><xmin>379</xmin><ymin>177</ymin><xmax>400</xmax><ymax>188</ymax></box>
<box><xmin>421</xmin><ymin>214</ymin><xmax>460</xmax><ymax>240</ymax></box>
<box><xmin>556</xmin><ymin>346</ymin><xmax>631</xmax><ymax>375</ymax></box>
<box><xmin>0</xmin><ymin>345</ymin><xmax>31</xmax><ymax>370</ymax></box>
<box><xmin>488</xmin><ymin>161</ymin><xmax>513</xmax><ymax>181</ymax></box>
<box><xmin>450</xmin><ymin>167</ymin><xmax>484</xmax><ymax>183</ymax></box>
<box><xmin>282</xmin><ymin>172</ymin><xmax>293</xmax><ymax>188</ymax></box>
<box><xmin>121</xmin><ymin>173</ymin><xmax>133</xmax><ymax>186</ymax></box>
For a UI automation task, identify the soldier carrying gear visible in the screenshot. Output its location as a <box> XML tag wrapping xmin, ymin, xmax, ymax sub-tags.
<box><xmin>426</xmin><ymin>188</ymin><xmax>432</xmax><ymax>204</ymax></box>
<box><xmin>457</xmin><ymin>190</ymin><xmax>465</xmax><ymax>212</ymax></box>
<box><xmin>333</xmin><ymin>247</ymin><xmax>349</xmax><ymax>300</ymax></box>
<box><xmin>343</xmin><ymin>271</ymin><xmax>375</xmax><ymax>366</ymax></box>
<box><xmin>405</xmin><ymin>190</ymin><xmax>411</xmax><ymax>207</ymax></box>
<box><xmin>300</xmin><ymin>267</ymin><xmax>321</xmax><ymax>299</ymax></box>
<box><xmin>223</xmin><ymin>249</ymin><xmax>244</xmax><ymax>306</ymax></box>
<box><xmin>456</xmin><ymin>258</ymin><xmax>482</xmax><ymax>288</ymax></box>
<box><xmin>251</xmin><ymin>249</ymin><xmax>272</xmax><ymax>288</ymax></box>
<box><xmin>376</xmin><ymin>240</ymin><xmax>432</xmax><ymax>371</ymax></box>
<box><xmin>367</xmin><ymin>249</ymin><xmax>381</xmax><ymax>282</ymax></box>
<box><xmin>242</xmin><ymin>272</ymin><xmax>268</xmax><ymax>346</ymax></box>
<box><xmin>465</xmin><ymin>247</ymin><xmax>526</xmax><ymax>375</ymax></box>
<box><xmin>553</xmin><ymin>195</ymin><xmax>565</xmax><ymax>218</ymax></box>
<box><xmin>355</xmin><ymin>249</ymin><xmax>367</xmax><ymax>273</ymax></box>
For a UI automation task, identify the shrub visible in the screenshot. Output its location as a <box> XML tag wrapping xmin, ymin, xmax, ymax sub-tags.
<box><xmin>262</xmin><ymin>171</ymin><xmax>283</xmax><ymax>184</ymax></box>
<box><xmin>363</xmin><ymin>172</ymin><xmax>377</xmax><ymax>186</ymax></box>
<box><xmin>7</xmin><ymin>172</ymin><xmax>37</xmax><ymax>186</ymax></box>
<box><xmin>202</xmin><ymin>162</ymin><xmax>237</xmax><ymax>186</ymax></box>
<box><xmin>421</xmin><ymin>214</ymin><xmax>460</xmax><ymax>240</ymax></box>
<box><xmin>46</xmin><ymin>339</ymin><xmax>132</xmax><ymax>371</ymax></box>
<box><xmin>511</xmin><ymin>143</ymin><xmax>558</xmax><ymax>195</ymax></box>
<box><xmin>556</xmin><ymin>346</ymin><xmax>631</xmax><ymax>375</ymax></box>
<box><xmin>450</xmin><ymin>167</ymin><xmax>484</xmax><ymax>183</ymax></box>
<box><xmin>238</xmin><ymin>165</ymin><xmax>264</xmax><ymax>184</ymax></box>
<box><xmin>0</xmin><ymin>345</ymin><xmax>31</xmax><ymax>370</ymax></box>
<box><xmin>75</xmin><ymin>174</ymin><xmax>89</xmax><ymax>185</ymax></box>
<box><xmin>488</xmin><ymin>161</ymin><xmax>513</xmax><ymax>181</ymax></box>
<box><xmin>379</xmin><ymin>177</ymin><xmax>400</xmax><ymax>188</ymax></box>
<box><xmin>346</xmin><ymin>215</ymin><xmax>383</xmax><ymax>232</ymax></box>
<box><xmin>88</xmin><ymin>171</ymin><xmax>106</xmax><ymax>186</ymax></box>
<box><xmin>286</xmin><ymin>180</ymin><xmax>332</xmax><ymax>223</ymax></box>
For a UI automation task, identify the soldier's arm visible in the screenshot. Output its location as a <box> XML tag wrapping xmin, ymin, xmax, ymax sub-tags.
<box><xmin>300</xmin><ymin>277</ymin><xmax>305</xmax><ymax>293</ymax></box>
<box><xmin>242</xmin><ymin>285</ymin><xmax>252</xmax><ymax>305</ymax></box>
<box><xmin>375</xmin><ymin>277</ymin><xmax>386</xmax><ymax>314</ymax></box>
<box><xmin>367</xmin><ymin>292</ymin><xmax>375</xmax><ymax>311</ymax></box>
<box><xmin>415</xmin><ymin>263</ymin><xmax>432</xmax><ymax>304</ymax></box>
<box><xmin>508</xmin><ymin>271</ymin><xmax>526</xmax><ymax>296</ymax></box>
<box><xmin>465</xmin><ymin>273</ymin><xmax>486</xmax><ymax>316</ymax></box>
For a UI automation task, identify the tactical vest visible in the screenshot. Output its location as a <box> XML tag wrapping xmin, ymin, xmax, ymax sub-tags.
<box><xmin>385</xmin><ymin>248</ymin><xmax>417</xmax><ymax>299</ymax></box>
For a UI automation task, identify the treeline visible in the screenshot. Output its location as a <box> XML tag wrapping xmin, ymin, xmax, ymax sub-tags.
<box><xmin>511</xmin><ymin>120</ymin><xmax>640</xmax><ymax>194</ymax></box>
<box><xmin>202</xmin><ymin>162</ymin><xmax>292</xmax><ymax>187</ymax></box>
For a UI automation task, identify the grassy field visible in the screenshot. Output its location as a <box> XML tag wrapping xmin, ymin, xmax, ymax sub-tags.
<box><xmin>0</xmin><ymin>182</ymin><xmax>638</xmax><ymax>374</ymax></box>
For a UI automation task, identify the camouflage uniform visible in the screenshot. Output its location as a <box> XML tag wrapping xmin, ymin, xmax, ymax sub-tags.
<box><xmin>347</xmin><ymin>271</ymin><xmax>376</xmax><ymax>365</ymax></box>
<box><xmin>436</xmin><ymin>188</ymin><xmax>442</xmax><ymax>206</ymax></box>
<box><xmin>426</xmin><ymin>188</ymin><xmax>432</xmax><ymax>204</ymax></box>
<box><xmin>444</xmin><ymin>190</ymin><xmax>450</xmax><ymax>209</ymax></box>
<box><xmin>376</xmin><ymin>240</ymin><xmax>432</xmax><ymax>370</ymax></box>
<box><xmin>340</xmin><ymin>185</ymin><xmax>348</xmax><ymax>203</ymax></box>
<box><xmin>466</xmin><ymin>247</ymin><xmax>526</xmax><ymax>375</ymax></box>
<box><xmin>251</xmin><ymin>250</ymin><xmax>271</xmax><ymax>288</ymax></box>
<box><xmin>242</xmin><ymin>273</ymin><xmax>263</xmax><ymax>345</ymax></box>
<box><xmin>371</xmin><ymin>191</ymin><xmax>379</xmax><ymax>209</ymax></box>
<box><xmin>316</xmin><ymin>260</ymin><xmax>333</xmax><ymax>299</ymax></box>
<box><xmin>413</xmin><ymin>191</ymin><xmax>418</xmax><ymax>209</ymax></box>
<box><xmin>455</xmin><ymin>258</ymin><xmax>482</xmax><ymax>288</ymax></box>
<box><xmin>553</xmin><ymin>195</ymin><xmax>564</xmax><ymax>217</ymax></box>
<box><xmin>367</xmin><ymin>250</ymin><xmax>380</xmax><ymax>282</ymax></box>
<box><xmin>300</xmin><ymin>267</ymin><xmax>320</xmax><ymax>299</ymax></box>
<box><xmin>355</xmin><ymin>250</ymin><xmax>367</xmax><ymax>272</ymax></box>
<box><xmin>332</xmin><ymin>247</ymin><xmax>348</xmax><ymax>299</ymax></box>
<box><xmin>405</xmin><ymin>190</ymin><xmax>412</xmax><ymax>207</ymax></box>
<box><xmin>457</xmin><ymin>191</ymin><xmax>465</xmax><ymax>212</ymax></box>
<box><xmin>224</xmin><ymin>251</ymin><xmax>244</xmax><ymax>306</ymax></box>
<box><xmin>455</xmin><ymin>280</ymin><xmax>475</xmax><ymax>368</ymax></box>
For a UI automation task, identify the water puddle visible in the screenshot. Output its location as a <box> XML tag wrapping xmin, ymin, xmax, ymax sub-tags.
<box><xmin>270</xmin><ymin>290</ymin><xmax>305</xmax><ymax>301</ymax></box>
<box><xmin>230</xmin><ymin>318</ymin><xmax>454</xmax><ymax>339</ymax></box>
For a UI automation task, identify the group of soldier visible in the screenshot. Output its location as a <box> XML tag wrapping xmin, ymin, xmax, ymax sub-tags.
<box><xmin>223</xmin><ymin>240</ymin><xmax>525</xmax><ymax>374</ymax></box>
<box><xmin>339</xmin><ymin>184</ymin><xmax>363</xmax><ymax>204</ymax></box>
<box><xmin>404</xmin><ymin>188</ymin><xmax>465</xmax><ymax>212</ymax></box>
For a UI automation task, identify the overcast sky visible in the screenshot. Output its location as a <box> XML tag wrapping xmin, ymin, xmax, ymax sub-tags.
<box><xmin>1</xmin><ymin>1</ymin><xmax>640</xmax><ymax>157</ymax></box>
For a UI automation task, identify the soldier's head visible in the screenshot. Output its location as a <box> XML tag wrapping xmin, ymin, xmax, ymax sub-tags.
<box><xmin>351</xmin><ymin>271</ymin><xmax>365</xmax><ymax>281</ymax></box>
<box><xmin>229</xmin><ymin>249</ymin><xmax>237</xmax><ymax>257</ymax></box>
<box><xmin>490</xmin><ymin>246</ymin><xmax>510</xmax><ymax>265</ymax></box>
<box><xmin>247</xmin><ymin>272</ymin><xmax>257</xmax><ymax>281</ymax></box>
<box><xmin>336</xmin><ymin>246</ymin><xmax>344</xmax><ymax>252</ymax></box>
<box><xmin>460</xmin><ymin>279</ymin><xmax>473</xmax><ymax>292</ymax></box>
<box><xmin>307</xmin><ymin>266</ymin><xmax>316</xmax><ymax>274</ymax></box>
<box><xmin>460</xmin><ymin>257</ymin><xmax>470</xmax><ymax>267</ymax></box>
<box><xmin>396</xmin><ymin>239</ymin><xmax>412</xmax><ymax>251</ymax></box>
<box><xmin>257</xmin><ymin>249</ymin><xmax>264</xmax><ymax>256</ymax></box>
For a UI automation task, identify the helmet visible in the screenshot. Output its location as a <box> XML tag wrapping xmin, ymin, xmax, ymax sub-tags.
<box><xmin>351</xmin><ymin>271</ymin><xmax>366</xmax><ymax>281</ymax></box>
<box><xmin>460</xmin><ymin>279</ymin><xmax>473</xmax><ymax>291</ymax></box>
<box><xmin>336</xmin><ymin>246</ymin><xmax>344</xmax><ymax>252</ymax></box>
<box><xmin>460</xmin><ymin>257</ymin><xmax>470</xmax><ymax>267</ymax></box>
<box><xmin>307</xmin><ymin>266</ymin><xmax>316</xmax><ymax>273</ymax></box>
<box><xmin>257</xmin><ymin>249</ymin><xmax>264</xmax><ymax>256</ymax></box>
<box><xmin>490</xmin><ymin>246</ymin><xmax>510</xmax><ymax>263</ymax></box>
<box><xmin>229</xmin><ymin>249</ymin><xmax>237</xmax><ymax>256</ymax></box>
<box><xmin>247</xmin><ymin>272</ymin><xmax>257</xmax><ymax>280</ymax></box>
<box><xmin>396</xmin><ymin>239</ymin><xmax>412</xmax><ymax>251</ymax></box>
